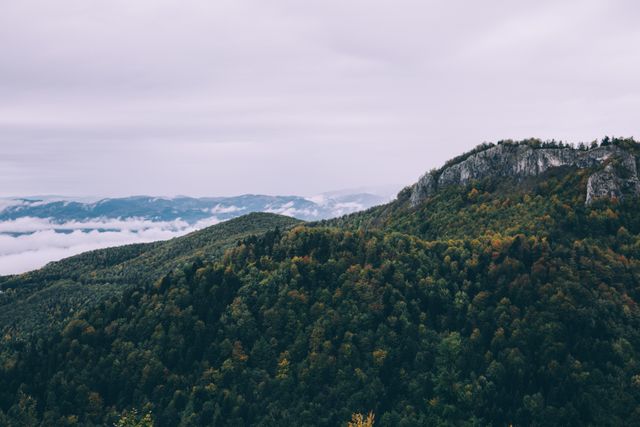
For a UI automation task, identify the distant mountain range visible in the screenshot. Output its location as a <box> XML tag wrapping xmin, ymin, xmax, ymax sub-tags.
<box><xmin>0</xmin><ymin>191</ymin><xmax>389</xmax><ymax>275</ymax></box>
<box><xmin>0</xmin><ymin>192</ymin><xmax>387</xmax><ymax>226</ymax></box>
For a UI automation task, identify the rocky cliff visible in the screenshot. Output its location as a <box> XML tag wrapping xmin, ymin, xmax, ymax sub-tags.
<box><xmin>410</xmin><ymin>143</ymin><xmax>640</xmax><ymax>206</ymax></box>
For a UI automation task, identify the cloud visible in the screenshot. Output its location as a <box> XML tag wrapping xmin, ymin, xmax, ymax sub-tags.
<box><xmin>0</xmin><ymin>1</ymin><xmax>637</xmax><ymax>198</ymax></box>
<box><xmin>0</xmin><ymin>199</ymin><xmax>27</xmax><ymax>213</ymax></box>
<box><xmin>264</xmin><ymin>201</ymin><xmax>320</xmax><ymax>219</ymax></box>
<box><xmin>330</xmin><ymin>202</ymin><xmax>365</xmax><ymax>216</ymax></box>
<box><xmin>0</xmin><ymin>216</ymin><xmax>194</xmax><ymax>234</ymax></box>
<box><xmin>209</xmin><ymin>204</ymin><xmax>244</xmax><ymax>214</ymax></box>
<box><xmin>0</xmin><ymin>216</ymin><xmax>220</xmax><ymax>275</ymax></box>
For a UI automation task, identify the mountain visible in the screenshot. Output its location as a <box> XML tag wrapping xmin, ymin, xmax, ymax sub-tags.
<box><xmin>409</xmin><ymin>140</ymin><xmax>640</xmax><ymax>206</ymax></box>
<box><xmin>1</xmin><ymin>138</ymin><xmax>640</xmax><ymax>426</ymax></box>
<box><xmin>0</xmin><ymin>192</ymin><xmax>388</xmax><ymax>225</ymax></box>
<box><xmin>0</xmin><ymin>213</ymin><xmax>301</xmax><ymax>339</ymax></box>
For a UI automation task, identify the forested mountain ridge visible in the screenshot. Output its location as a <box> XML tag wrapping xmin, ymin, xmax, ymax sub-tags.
<box><xmin>323</xmin><ymin>137</ymin><xmax>640</xmax><ymax>239</ymax></box>
<box><xmin>1</xmin><ymin>138</ymin><xmax>640</xmax><ymax>426</ymax></box>
<box><xmin>0</xmin><ymin>213</ymin><xmax>301</xmax><ymax>340</ymax></box>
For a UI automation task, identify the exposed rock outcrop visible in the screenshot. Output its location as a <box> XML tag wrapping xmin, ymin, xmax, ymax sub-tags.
<box><xmin>409</xmin><ymin>144</ymin><xmax>640</xmax><ymax>206</ymax></box>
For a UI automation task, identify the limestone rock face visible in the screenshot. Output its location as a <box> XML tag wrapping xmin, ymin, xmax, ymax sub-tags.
<box><xmin>409</xmin><ymin>144</ymin><xmax>640</xmax><ymax>206</ymax></box>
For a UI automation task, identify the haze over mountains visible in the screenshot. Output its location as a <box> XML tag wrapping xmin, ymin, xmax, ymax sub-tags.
<box><xmin>0</xmin><ymin>191</ymin><xmax>388</xmax><ymax>275</ymax></box>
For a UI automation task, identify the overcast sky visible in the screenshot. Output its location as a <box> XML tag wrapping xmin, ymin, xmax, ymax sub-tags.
<box><xmin>1</xmin><ymin>0</ymin><xmax>639</xmax><ymax>198</ymax></box>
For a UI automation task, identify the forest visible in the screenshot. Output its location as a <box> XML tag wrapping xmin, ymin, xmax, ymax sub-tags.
<box><xmin>1</xmin><ymin>139</ymin><xmax>640</xmax><ymax>426</ymax></box>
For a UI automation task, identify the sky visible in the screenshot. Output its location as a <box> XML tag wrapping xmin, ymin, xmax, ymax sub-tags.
<box><xmin>1</xmin><ymin>0</ymin><xmax>639</xmax><ymax>198</ymax></box>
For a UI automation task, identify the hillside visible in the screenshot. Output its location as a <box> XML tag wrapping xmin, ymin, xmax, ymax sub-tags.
<box><xmin>0</xmin><ymin>213</ymin><xmax>301</xmax><ymax>339</ymax></box>
<box><xmin>324</xmin><ymin>138</ymin><xmax>640</xmax><ymax>241</ymax></box>
<box><xmin>1</xmin><ymin>138</ymin><xmax>640</xmax><ymax>426</ymax></box>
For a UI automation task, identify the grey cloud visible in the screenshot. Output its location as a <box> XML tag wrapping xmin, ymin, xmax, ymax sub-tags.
<box><xmin>0</xmin><ymin>0</ymin><xmax>639</xmax><ymax>198</ymax></box>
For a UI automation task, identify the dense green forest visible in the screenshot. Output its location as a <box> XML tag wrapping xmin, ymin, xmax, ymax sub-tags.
<box><xmin>0</xmin><ymin>213</ymin><xmax>301</xmax><ymax>340</ymax></box>
<box><xmin>1</xmin><ymin>139</ymin><xmax>640</xmax><ymax>426</ymax></box>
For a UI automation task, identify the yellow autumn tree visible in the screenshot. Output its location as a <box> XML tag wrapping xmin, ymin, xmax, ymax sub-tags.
<box><xmin>115</xmin><ymin>409</ymin><xmax>154</xmax><ymax>427</ymax></box>
<box><xmin>348</xmin><ymin>411</ymin><xmax>375</xmax><ymax>427</ymax></box>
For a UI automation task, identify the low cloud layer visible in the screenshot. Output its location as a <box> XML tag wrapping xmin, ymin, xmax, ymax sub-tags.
<box><xmin>0</xmin><ymin>216</ymin><xmax>220</xmax><ymax>275</ymax></box>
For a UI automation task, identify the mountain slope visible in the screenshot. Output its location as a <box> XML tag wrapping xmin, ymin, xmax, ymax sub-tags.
<box><xmin>324</xmin><ymin>138</ymin><xmax>640</xmax><ymax>242</ymax></box>
<box><xmin>1</xmin><ymin>139</ymin><xmax>640</xmax><ymax>426</ymax></box>
<box><xmin>409</xmin><ymin>140</ymin><xmax>640</xmax><ymax>206</ymax></box>
<box><xmin>0</xmin><ymin>213</ymin><xmax>301</xmax><ymax>339</ymax></box>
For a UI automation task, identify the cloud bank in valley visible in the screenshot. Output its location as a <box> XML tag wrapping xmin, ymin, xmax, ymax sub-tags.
<box><xmin>0</xmin><ymin>216</ymin><xmax>220</xmax><ymax>275</ymax></box>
